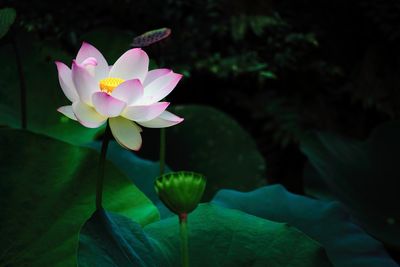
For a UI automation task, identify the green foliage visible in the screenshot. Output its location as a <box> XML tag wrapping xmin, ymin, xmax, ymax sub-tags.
<box><xmin>0</xmin><ymin>7</ymin><xmax>16</xmax><ymax>39</ymax></box>
<box><xmin>186</xmin><ymin>12</ymin><xmax>318</xmax><ymax>84</ymax></box>
<box><xmin>79</xmin><ymin>204</ymin><xmax>332</xmax><ymax>267</ymax></box>
<box><xmin>0</xmin><ymin>128</ymin><xmax>159</xmax><ymax>266</ymax></box>
<box><xmin>230</xmin><ymin>13</ymin><xmax>287</xmax><ymax>41</ymax></box>
<box><xmin>195</xmin><ymin>51</ymin><xmax>269</xmax><ymax>78</ymax></box>
<box><xmin>301</xmin><ymin>121</ymin><xmax>400</xmax><ymax>249</ymax></box>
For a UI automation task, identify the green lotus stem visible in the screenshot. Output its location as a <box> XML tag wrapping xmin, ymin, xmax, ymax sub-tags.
<box><xmin>159</xmin><ymin>128</ymin><xmax>166</xmax><ymax>175</ymax></box>
<box><xmin>12</xmin><ymin>33</ymin><xmax>27</xmax><ymax>130</ymax></box>
<box><xmin>179</xmin><ymin>213</ymin><xmax>189</xmax><ymax>267</ymax></box>
<box><xmin>96</xmin><ymin>121</ymin><xmax>111</xmax><ymax>210</ymax></box>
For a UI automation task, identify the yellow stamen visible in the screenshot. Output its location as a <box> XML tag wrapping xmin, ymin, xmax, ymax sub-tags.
<box><xmin>99</xmin><ymin>77</ymin><xmax>125</xmax><ymax>93</ymax></box>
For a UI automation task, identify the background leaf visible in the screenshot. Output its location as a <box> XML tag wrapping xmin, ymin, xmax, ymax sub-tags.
<box><xmin>0</xmin><ymin>128</ymin><xmax>159</xmax><ymax>266</ymax></box>
<box><xmin>300</xmin><ymin>121</ymin><xmax>400</xmax><ymax>250</ymax></box>
<box><xmin>0</xmin><ymin>7</ymin><xmax>16</xmax><ymax>39</ymax></box>
<box><xmin>212</xmin><ymin>184</ymin><xmax>399</xmax><ymax>267</ymax></box>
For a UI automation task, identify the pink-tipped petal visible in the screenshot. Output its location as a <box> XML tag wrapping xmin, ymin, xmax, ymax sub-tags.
<box><xmin>143</xmin><ymin>68</ymin><xmax>171</xmax><ymax>87</ymax></box>
<box><xmin>81</xmin><ymin>57</ymin><xmax>98</xmax><ymax>66</ymax></box>
<box><xmin>57</xmin><ymin>105</ymin><xmax>77</xmax><ymax>121</ymax></box>
<box><xmin>72</xmin><ymin>101</ymin><xmax>107</xmax><ymax>128</ymax></box>
<box><xmin>76</xmin><ymin>42</ymin><xmax>109</xmax><ymax>81</ymax></box>
<box><xmin>122</xmin><ymin>102</ymin><xmax>170</xmax><ymax>122</ymax></box>
<box><xmin>109</xmin><ymin>48</ymin><xmax>149</xmax><ymax>82</ymax></box>
<box><xmin>92</xmin><ymin>92</ymin><xmax>127</xmax><ymax>118</ymax></box>
<box><xmin>140</xmin><ymin>72</ymin><xmax>183</xmax><ymax>104</ymax></box>
<box><xmin>137</xmin><ymin>110</ymin><xmax>184</xmax><ymax>128</ymax></box>
<box><xmin>111</xmin><ymin>79</ymin><xmax>144</xmax><ymax>105</ymax></box>
<box><xmin>55</xmin><ymin>62</ymin><xmax>79</xmax><ymax>102</ymax></box>
<box><xmin>72</xmin><ymin>61</ymin><xmax>99</xmax><ymax>106</ymax></box>
<box><xmin>109</xmin><ymin>117</ymin><xmax>142</xmax><ymax>151</ymax></box>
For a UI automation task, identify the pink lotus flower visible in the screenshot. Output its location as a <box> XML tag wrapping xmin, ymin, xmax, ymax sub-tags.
<box><xmin>56</xmin><ymin>42</ymin><xmax>183</xmax><ymax>150</ymax></box>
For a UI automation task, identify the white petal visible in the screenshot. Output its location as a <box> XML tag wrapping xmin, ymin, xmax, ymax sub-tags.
<box><xmin>57</xmin><ymin>105</ymin><xmax>77</xmax><ymax>121</ymax></box>
<box><xmin>72</xmin><ymin>101</ymin><xmax>107</xmax><ymax>128</ymax></box>
<box><xmin>72</xmin><ymin>61</ymin><xmax>99</xmax><ymax>106</ymax></box>
<box><xmin>109</xmin><ymin>48</ymin><xmax>149</xmax><ymax>82</ymax></box>
<box><xmin>122</xmin><ymin>102</ymin><xmax>169</xmax><ymax>122</ymax></box>
<box><xmin>109</xmin><ymin>117</ymin><xmax>142</xmax><ymax>151</ymax></box>
<box><xmin>140</xmin><ymin>72</ymin><xmax>182</xmax><ymax>104</ymax></box>
<box><xmin>55</xmin><ymin>62</ymin><xmax>79</xmax><ymax>102</ymax></box>
<box><xmin>76</xmin><ymin>42</ymin><xmax>109</xmax><ymax>81</ymax></box>
<box><xmin>143</xmin><ymin>69</ymin><xmax>171</xmax><ymax>87</ymax></box>
<box><xmin>92</xmin><ymin>92</ymin><xmax>127</xmax><ymax>118</ymax></box>
<box><xmin>137</xmin><ymin>110</ymin><xmax>184</xmax><ymax>128</ymax></box>
<box><xmin>111</xmin><ymin>79</ymin><xmax>144</xmax><ymax>105</ymax></box>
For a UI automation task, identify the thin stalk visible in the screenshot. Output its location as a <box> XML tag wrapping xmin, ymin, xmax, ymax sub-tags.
<box><xmin>179</xmin><ymin>213</ymin><xmax>189</xmax><ymax>267</ymax></box>
<box><xmin>96</xmin><ymin>121</ymin><xmax>111</xmax><ymax>210</ymax></box>
<box><xmin>159</xmin><ymin>128</ymin><xmax>166</xmax><ymax>175</ymax></box>
<box><xmin>12</xmin><ymin>33</ymin><xmax>27</xmax><ymax>129</ymax></box>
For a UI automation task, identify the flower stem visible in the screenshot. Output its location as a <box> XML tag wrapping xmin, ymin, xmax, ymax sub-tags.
<box><xmin>96</xmin><ymin>121</ymin><xmax>111</xmax><ymax>210</ymax></box>
<box><xmin>12</xmin><ymin>32</ymin><xmax>27</xmax><ymax>130</ymax></box>
<box><xmin>179</xmin><ymin>213</ymin><xmax>189</xmax><ymax>267</ymax></box>
<box><xmin>159</xmin><ymin>128</ymin><xmax>166</xmax><ymax>175</ymax></box>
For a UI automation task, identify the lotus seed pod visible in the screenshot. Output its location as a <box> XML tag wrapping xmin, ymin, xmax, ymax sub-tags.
<box><xmin>155</xmin><ymin>171</ymin><xmax>206</xmax><ymax>215</ymax></box>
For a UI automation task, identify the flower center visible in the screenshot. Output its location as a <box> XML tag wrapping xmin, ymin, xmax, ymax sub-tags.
<box><xmin>99</xmin><ymin>77</ymin><xmax>125</xmax><ymax>93</ymax></box>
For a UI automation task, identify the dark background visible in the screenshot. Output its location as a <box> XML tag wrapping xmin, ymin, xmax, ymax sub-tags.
<box><xmin>1</xmin><ymin>0</ymin><xmax>400</xmax><ymax>261</ymax></box>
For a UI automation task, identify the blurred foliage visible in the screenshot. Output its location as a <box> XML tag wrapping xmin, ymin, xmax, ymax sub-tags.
<box><xmin>0</xmin><ymin>7</ymin><xmax>16</xmax><ymax>39</ymax></box>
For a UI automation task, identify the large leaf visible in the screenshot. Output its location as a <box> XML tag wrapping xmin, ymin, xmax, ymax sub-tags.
<box><xmin>0</xmin><ymin>128</ymin><xmax>159</xmax><ymax>266</ymax></box>
<box><xmin>139</xmin><ymin>105</ymin><xmax>267</xmax><ymax>200</ymax></box>
<box><xmin>0</xmin><ymin>7</ymin><xmax>16</xmax><ymax>39</ymax></box>
<box><xmin>300</xmin><ymin>121</ymin><xmax>400</xmax><ymax>250</ymax></box>
<box><xmin>79</xmin><ymin>204</ymin><xmax>332</xmax><ymax>267</ymax></box>
<box><xmin>212</xmin><ymin>185</ymin><xmax>399</xmax><ymax>267</ymax></box>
